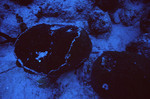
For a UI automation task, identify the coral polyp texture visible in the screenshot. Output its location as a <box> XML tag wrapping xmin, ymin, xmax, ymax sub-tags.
<box><xmin>14</xmin><ymin>24</ymin><xmax>92</xmax><ymax>76</ymax></box>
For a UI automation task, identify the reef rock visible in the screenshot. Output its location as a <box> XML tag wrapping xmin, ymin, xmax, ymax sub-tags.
<box><xmin>88</xmin><ymin>8</ymin><xmax>112</xmax><ymax>35</ymax></box>
<box><xmin>91</xmin><ymin>51</ymin><xmax>150</xmax><ymax>99</ymax></box>
<box><xmin>10</xmin><ymin>0</ymin><xmax>33</xmax><ymax>6</ymax></box>
<box><xmin>0</xmin><ymin>14</ymin><xmax>21</xmax><ymax>38</ymax></box>
<box><xmin>126</xmin><ymin>33</ymin><xmax>150</xmax><ymax>59</ymax></box>
<box><xmin>35</xmin><ymin>0</ymin><xmax>93</xmax><ymax>20</ymax></box>
<box><xmin>14</xmin><ymin>24</ymin><xmax>92</xmax><ymax>77</ymax></box>
<box><xmin>111</xmin><ymin>9</ymin><xmax>121</xmax><ymax>24</ymax></box>
<box><xmin>93</xmin><ymin>0</ymin><xmax>120</xmax><ymax>12</ymax></box>
<box><xmin>140</xmin><ymin>9</ymin><xmax>150</xmax><ymax>33</ymax></box>
<box><xmin>119</xmin><ymin>2</ymin><xmax>144</xmax><ymax>26</ymax></box>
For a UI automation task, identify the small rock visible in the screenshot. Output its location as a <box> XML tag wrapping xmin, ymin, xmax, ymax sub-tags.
<box><xmin>88</xmin><ymin>8</ymin><xmax>112</xmax><ymax>35</ymax></box>
<box><xmin>91</xmin><ymin>51</ymin><xmax>150</xmax><ymax>99</ymax></box>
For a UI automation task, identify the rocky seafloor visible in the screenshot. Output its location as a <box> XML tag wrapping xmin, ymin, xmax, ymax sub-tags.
<box><xmin>0</xmin><ymin>0</ymin><xmax>150</xmax><ymax>99</ymax></box>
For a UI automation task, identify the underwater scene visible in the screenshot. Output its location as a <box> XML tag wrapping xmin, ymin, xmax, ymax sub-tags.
<box><xmin>0</xmin><ymin>0</ymin><xmax>150</xmax><ymax>99</ymax></box>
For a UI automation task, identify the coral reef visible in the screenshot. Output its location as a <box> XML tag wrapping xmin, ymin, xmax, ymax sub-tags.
<box><xmin>0</xmin><ymin>0</ymin><xmax>149</xmax><ymax>98</ymax></box>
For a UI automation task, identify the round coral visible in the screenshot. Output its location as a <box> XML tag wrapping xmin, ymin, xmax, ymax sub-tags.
<box><xmin>15</xmin><ymin>24</ymin><xmax>92</xmax><ymax>77</ymax></box>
